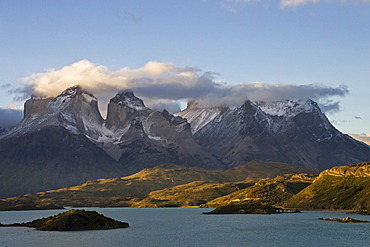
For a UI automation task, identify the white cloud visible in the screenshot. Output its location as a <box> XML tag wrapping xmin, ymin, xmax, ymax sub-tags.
<box><xmin>14</xmin><ymin>59</ymin><xmax>348</xmax><ymax>115</ymax></box>
<box><xmin>117</xmin><ymin>11</ymin><xmax>142</xmax><ymax>23</ymax></box>
<box><xmin>280</xmin><ymin>0</ymin><xmax>370</xmax><ymax>8</ymax></box>
<box><xmin>220</xmin><ymin>0</ymin><xmax>257</xmax><ymax>12</ymax></box>
<box><xmin>218</xmin><ymin>0</ymin><xmax>370</xmax><ymax>10</ymax></box>
<box><xmin>348</xmin><ymin>133</ymin><xmax>370</xmax><ymax>146</ymax></box>
<box><xmin>16</xmin><ymin>60</ymin><xmax>208</xmax><ymax>114</ymax></box>
<box><xmin>280</xmin><ymin>0</ymin><xmax>319</xmax><ymax>8</ymax></box>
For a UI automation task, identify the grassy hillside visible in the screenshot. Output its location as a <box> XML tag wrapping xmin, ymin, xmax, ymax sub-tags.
<box><xmin>0</xmin><ymin>162</ymin><xmax>316</xmax><ymax>210</ymax></box>
<box><xmin>205</xmin><ymin>174</ymin><xmax>315</xmax><ymax>208</ymax></box>
<box><xmin>132</xmin><ymin>181</ymin><xmax>253</xmax><ymax>207</ymax></box>
<box><xmin>283</xmin><ymin>162</ymin><xmax>370</xmax><ymax>212</ymax></box>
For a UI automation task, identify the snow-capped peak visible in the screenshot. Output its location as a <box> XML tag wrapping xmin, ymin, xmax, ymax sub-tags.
<box><xmin>1</xmin><ymin>85</ymin><xmax>105</xmax><ymax>140</ymax></box>
<box><xmin>256</xmin><ymin>99</ymin><xmax>317</xmax><ymax>118</ymax></box>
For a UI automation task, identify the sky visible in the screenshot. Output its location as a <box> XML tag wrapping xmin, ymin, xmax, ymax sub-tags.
<box><xmin>0</xmin><ymin>0</ymin><xmax>369</xmax><ymax>143</ymax></box>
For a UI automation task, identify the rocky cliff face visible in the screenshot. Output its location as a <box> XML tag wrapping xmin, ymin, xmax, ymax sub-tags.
<box><xmin>105</xmin><ymin>91</ymin><xmax>151</xmax><ymax>132</ymax></box>
<box><xmin>102</xmin><ymin>91</ymin><xmax>225</xmax><ymax>174</ymax></box>
<box><xmin>8</xmin><ymin>86</ymin><xmax>104</xmax><ymax>139</ymax></box>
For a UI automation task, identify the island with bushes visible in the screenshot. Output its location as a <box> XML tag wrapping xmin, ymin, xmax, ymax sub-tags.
<box><xmin>0</xmin><ymin>209</ymin><xmax>129</xmax><ymax>231</ymax></box>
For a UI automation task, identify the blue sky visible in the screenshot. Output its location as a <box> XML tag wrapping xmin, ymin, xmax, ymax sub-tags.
<box><xmin>0</xmin><ymin>0</ymin><xmax>369</xmax><ymax>142</ymax></box>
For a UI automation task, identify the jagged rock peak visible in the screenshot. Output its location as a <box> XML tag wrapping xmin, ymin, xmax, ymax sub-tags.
<box><xmin>236</xmin><ymin>100</ymin><xmax>269</xmax><ymax>122</ymax></box>
<box><xmin>54</xmin><ymin>85</ymin><xmax>94</xmax><ymax>99</ymax></box>
<box><xmin>60</xmin><ymin>85</ymin><xmax>82</xmax><ymax>96</ymax></box>
<box><xmin>238</xmin><ymin>100</ymin><xmax>260</xmax><ymax>112</ymax></box>
<box><xmin>105</xmin><ymin>91</ymin><xmax>150</xmax><ymax>131</ymax></box>
<box><xmin>46</xmin><ymin>85</ymin><xmax>97</xmax><ymax>112</ymax></box>
<box><xmin>46</xmin><ymin>85</ymin><xmax>96</xmax><ymax>111</ymax></box>
<box><xmin>161</xmin><ymin>109</ymin><xmax>190</xmax><ymax>130</ymax></box>
<box><xmin>110</xmin><ymin>90</ymin><xmax>147</xmax><ymax>110</ymax></box>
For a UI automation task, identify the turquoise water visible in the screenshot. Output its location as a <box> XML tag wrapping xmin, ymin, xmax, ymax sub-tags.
<box><xmin>1</xmin><ymin>208</ymin><xmax>369</xmax><ymax>247</ymax></box>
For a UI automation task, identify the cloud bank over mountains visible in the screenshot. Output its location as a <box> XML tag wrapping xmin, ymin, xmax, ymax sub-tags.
<box><xmin>12</xmin><ymin>59</ymin><xmax>348</xmax><ymax>116</ymax></box>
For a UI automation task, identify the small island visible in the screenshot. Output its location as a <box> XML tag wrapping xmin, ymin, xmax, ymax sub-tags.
<box><xmin>203</xmin><ymin>203</ymin><xmax>300</xmax><ymax>215</ymax></box>
<box><xmin>1</xmin><ymin>209</ymin><xmax>129</xmax><ymax>231</ymax></box>
<box><xmin>317</xmin><ymin>217</ymin><xmax>370</xmax><ymax>223</ymax></box>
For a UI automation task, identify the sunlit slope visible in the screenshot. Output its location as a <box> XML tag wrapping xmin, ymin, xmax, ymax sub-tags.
<box><xmin>132</xmin><ymin>181</ymin><xmax>254</xmax><ymax>207</ymax></box>
<box><xmin>205</xmin><ymin>174</ymin><xmax>316</xmax><ymax>208</ymax></box>
<box><xmin>283</xmin><ymin>162</ymin><xmax>370</xmax><ymax>211</ymax></box>
<box><xmin>0</xmin><ymin>161</ymin><xmax>316</xmax><ymax>210</ymax></box>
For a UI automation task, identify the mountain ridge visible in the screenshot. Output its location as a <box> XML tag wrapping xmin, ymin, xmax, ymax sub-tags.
<box><xmin>178</xmin><ymin>98</ymin><xmax>370</xmax><ymax>170</ymax></box>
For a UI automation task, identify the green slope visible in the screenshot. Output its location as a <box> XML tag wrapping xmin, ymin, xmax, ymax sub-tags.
<box><xmin>205</xmin><ymin>173</ymin><xmax>315</xmax><ymax>208</ymax></box>
<box><xmin>283</xmin><ymin>162</ymin><xmax>370</xmax><ymax>212</ymax></box>
<box><xmin>132</xmin><ymin>181</ymin><xmax>253</xmax><ymax>207</ymax></box>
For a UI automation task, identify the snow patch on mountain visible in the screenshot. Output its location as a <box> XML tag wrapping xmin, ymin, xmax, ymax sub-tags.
<box><xmin>176</xmin><ymin>108</ymin><xmax>223</xmax><ymax>134</ymax></box>
<box><xmin>148</xmin><ymin>135</ymin><xmax>162</xmax><ymax>141</ymax></box>
<box><xmin>122</xmin><ymin>96</ymin><xmax>147</xmax><ymax>111</ymax></box>
<box><xmin>45</xmin><ymin>86</ymin><xmax>84</xmax><ymax>113</ymax></box>
<box><xmin>256</xmin><ymin>99</ymin><xmax>313</xmax><ymax>118</ymax></box>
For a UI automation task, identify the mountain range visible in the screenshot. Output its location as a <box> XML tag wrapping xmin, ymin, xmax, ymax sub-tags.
<box><xmin>178</xmin><ymin>99</ymin><xmax>370</xmax><ymax>170</ymax></box>
<box><xmin>0</xmin><ymin>85</ymin><xmax>369</xmax><ymax>197</ymax></box>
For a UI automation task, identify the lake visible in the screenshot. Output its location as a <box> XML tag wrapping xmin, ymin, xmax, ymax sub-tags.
<box><xmin>1</xmin><ymin>208</ymin><xmax>369</xmax><ymax>247</ymax></box>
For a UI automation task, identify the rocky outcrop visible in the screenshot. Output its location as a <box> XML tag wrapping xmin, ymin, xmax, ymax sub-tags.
<box><xmin>319</xmin><ymin>162</ymin><xmax>370</xmax><ymax>178</ymax></box>
<box><xmin>317</xmin><ymin>217</ymin><xmax>369</xmax><ymax>223</ymax></box>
